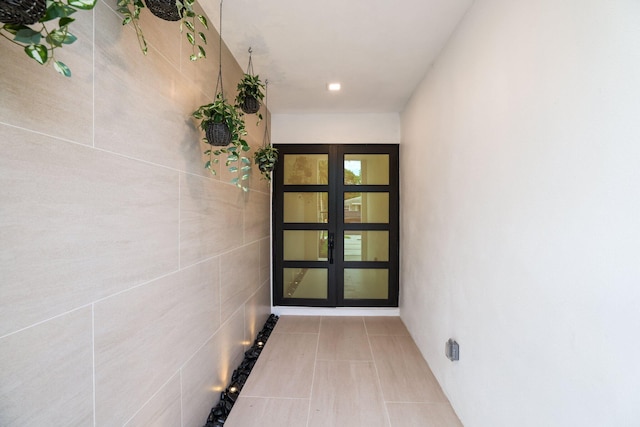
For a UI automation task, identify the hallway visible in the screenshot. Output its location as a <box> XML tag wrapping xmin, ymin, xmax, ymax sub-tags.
<box><xmin>225</xmin><ymin>316</ymin><xmax>462</xmax><ymax>427</ymax></box>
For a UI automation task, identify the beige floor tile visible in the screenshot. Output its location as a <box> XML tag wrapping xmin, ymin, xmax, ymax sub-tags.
<box><xmin>370</xmin><ymin>336</ymin><xmax>448</xmax><ymax>403</ymax></box>
<box><xmin>317</xmin><ymin>316</ymin><xmax>372</xmax><ymax>361</ymax></box>
<box><xmin>241</xmin><ymin>333</ymin><xmax>318</xmax><ymax>398</ymax></box>
<box><xmin>225</xmin><ymin>397</ymin><xmax>309</xmax><ymax>427</ymax></box>
<box><xmin>274</xmin><ymin>316</ymin><xmax>321</xmax><ymax>334</ymax></box>
<box><xmin>365</xmin><ymin>316</ymin><xmax>410</xmax><ymax>336</ymax></box>
<box><xmin>386</xmin><ymin>402</ymin><xmax>463</xmax><ymax>427</ymax></box>
<box><xmin>308</xmin><ymin>360</ymin><xmax>389</xmax><ymax>427</ymax></box>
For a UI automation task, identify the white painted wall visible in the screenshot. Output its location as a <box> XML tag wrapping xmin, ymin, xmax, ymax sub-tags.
<box><xmin>272</xmin><ymin>113</ymin><xmax>400</xmax><ymax>144</ymax></box>
<box><xmin>400</xmin><ymin>1</ymin><xmax>640</xmax><ymax>426</ymax></box>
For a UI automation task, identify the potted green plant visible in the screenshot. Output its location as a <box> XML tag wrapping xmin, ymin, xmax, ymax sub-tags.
<box><xmin>235</xmin><ymin>73</ymin><xmax>265</xmax><ymax>115</ymax></box>
<box><xmin>193</xmin><ymin>94</ymin><xmax>251</xmax><ymax>189</ymax></box>
<box><xmin>253</xmin><ymin>145</ymin><xmax>278</xmax><ymax>182</ymax></box>
<box><xmin>0</xmin><ymin>0</ymin><xmax>97</xmax><ymax>76</ymax></box>
<box><xmin>117</xmin><ymin>0</ymin><xmax>207</xmax><ymax>60</ymax></box>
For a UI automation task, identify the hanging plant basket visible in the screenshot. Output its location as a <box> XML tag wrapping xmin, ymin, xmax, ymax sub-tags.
<box><xmin>206</xmin><ymin>122</ymin><xmax>232</xmax><ymax>146</ymax></box>
<box><xmin>254</xmin><ymin>145</ymin><xmax>278</xmax><ymax>180</ymax></box>
<box><xmin>143</xmin><ymin>0</ymin><xmax>181</xmax><ymax>21</ymax></box>
<box><xmin>0</xmin><ymin>0</ymin><xmax>46</xmax><ymax>25</ymax></box>
<box><xmin>240</xmin><ymin>95</ymin><xmax>260</xmax><ymax>115</ymax></box>
<box><xmin>236</xmin><ymin>49</ymin><xmax>265</xmax><ymax>117</ymax></box>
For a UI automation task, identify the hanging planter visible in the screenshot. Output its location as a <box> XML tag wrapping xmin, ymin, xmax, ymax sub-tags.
<box><xmin>0</xmin><ymin>0</ymin><xmax>46</xmax><ymax>25</ymax></box>
<box><xmin>240</xmin><ymin>95</ymin><xmax>260</xmax><ymax>115</ymax></box>
<box><xmin>236</xmin><ymin>48</ymin><xmax>265</xmax><ymax>117</ymax></box>
<box><xmin>118</xmin><ymin>0</ymin><xmax>208</xmax><ymax>60</ymax></box>
<box><xmin>191</xmin><ymin>0</ymin><xmax>250</xmax><ymax>190</ymax></box>
<box><xmin>144</xmin><ymin>0</ymin><xmax>180</xmax><ymax>21</ymax></box>
<box><xmin>253</xmin><ymin>80</ymin><xmax>278</xmax><ymax>182</ymax></box>
<box><xmin>206</xmin><ymin>122</ymin><xmax>232</xmax><ymax>147</ymax></box>
<box><xmin>193</xmin><ymin>93</ymin><xmax>242</xmax><ymax>147</ymax></box>
<box><xmin>254</xmin><ymin>145</ymin><xmax>278</xmax><ymax>180</ymax></box>
<box><xmin>0</xmin><ymin>0</ymin><xmax>97</xmax><ymax>77</ymax></box>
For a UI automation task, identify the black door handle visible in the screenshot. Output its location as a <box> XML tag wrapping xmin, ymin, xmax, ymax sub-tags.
<box><xmin>328</xmin><ymin>232</ymin><xmax>335</xmax><ymax>264</ymax></box>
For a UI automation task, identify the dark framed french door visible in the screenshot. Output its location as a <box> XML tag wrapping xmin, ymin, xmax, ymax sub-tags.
<box><xmin>272</xmin><ymin>144</ymin><xmax>399</xmax><ymax>307</ymax></box>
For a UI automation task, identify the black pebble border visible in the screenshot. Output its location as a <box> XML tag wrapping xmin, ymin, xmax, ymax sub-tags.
<box><xmin>203</xmin><ymin>314</ymin><xmax>279</xmax><ymax>427</ymax></box>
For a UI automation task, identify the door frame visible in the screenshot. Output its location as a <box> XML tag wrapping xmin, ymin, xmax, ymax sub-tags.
<box><xmin>272</xmin><ymin>144</ymin><xmax>399</xmax><ymax>307</ymax></box>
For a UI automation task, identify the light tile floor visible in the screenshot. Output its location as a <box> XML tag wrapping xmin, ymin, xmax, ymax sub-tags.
<box><xmin>225</xmin><ymin>316</ymin><xmax>463</xmax><ymax>427</ymax></box>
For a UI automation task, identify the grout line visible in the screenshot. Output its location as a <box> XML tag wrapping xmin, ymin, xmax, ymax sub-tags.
<box><xmin>0</xmin><ymin>304</ymin><xmax>93</xmax><ymax>341</ymax></box>
<box><xmin>178</xmin><ymin>173</ymin><xmax>181</xmax><ymax>270</ymax></box>
<box><xmin>364</xmin><ymin>318</ymin><xmax>393</xmax><ymax>427</ymax></box>
<box><xmin>305</xmin><ymin>317</ymin><xmax>322</xmax><ymax>427</ymax></box>
<box><xmin>0</xmin><ymin>118</ymin><xmax>269</xmax><ymax>195</ymax></box>
<box><xmin>91</xmin><ymin>6</ymin><xmax>96</xmax><ymax>150</ymax></box>
<box><xmin>234</xmin><ymin>396</ymin><xmax>310</xmax><ymax>401</ymax></box>
<box><xmin>218</xmin><ymin>256</ymin><xmax>222</xmax><ymax>331</ymax></box>
<box><xmin>0</xmin><ymin>121</ymin><xmax>92</xmax><ymax>147</ymax></box>
<box><xmin>121</xmin><ymin>373</ymin><xmax>179</xmax><ymax>426</ymax></box>
<box><xmin>92</xmin><ymin>304</ymin><xmax>96</xmax><ymax>427</ymax></box>
<box><xmin>384</xmin><ymin>400</ymin><xmax>452</xmax><ymax>405</ymax></box>
<box><xmin>180</xmin><ymin>371</ymin><xmax>184</xmax><ymax>427</ymax></box>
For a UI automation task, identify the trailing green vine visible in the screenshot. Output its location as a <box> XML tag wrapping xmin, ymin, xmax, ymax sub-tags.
<box><xmin>193</xmin><ymin>93</ymin><xmax>251</xmax><ymax>191</ymax></box>
<box><xmin>117</xmin><ymin>0</ymin><xmax>208</xmax><ymax>61</ymax></box>
<box><xmin>0</xmin><ymin>0</ymin><xmax>97</xmax><ymax>77</ymax></box>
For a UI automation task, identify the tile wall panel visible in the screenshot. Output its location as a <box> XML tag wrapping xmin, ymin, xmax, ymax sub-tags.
<box><xmin>0</xmin><ymin>124</ymin><xmax>179</xmax><ymax>336</ymax></box>
<box><xmin>260</xmin><ymin>236</ymin><xmax>271</xmax><ymax>286</ymax></box>
<box><xmin>0</xmin><ymin>7</ymin><xmax>93</xmax><ymax>145</ymax></box>
<box><xmin>94</xmin><ymin>2</ymin><xmax>206</xmax><ymax>176</ymax></box>
<box><xmin>94</xmin><ymin>258</ymin><xmax>220</xmax><ymax>425</ymax></box>
<box><xmin>244</xmin><ymin>282</ymin><xmax>272</xmax><ymax>349</ymax></box>
<box><xmin>220</xmin><ymin>241</ymin><xmax>261</xmax><ymax>322</ymax></box>
<box><xmin>180</xmin><ymin>173</ymin><xmax>245</xmax><ymax>266</ymax></box>
<box><xmin>124</xmin><ymin>375</ymin><xmax>182</xmax><ymax>427</ymax></box>
<box><xmin>181</xmin><ymin>309</ymin><xmax>246</xmax><ymax>427</ymax></box>
<box><xmin>244</xmin><ymin>190</ymin><xmax>271</xmax><ymax>243</ymax></box>
<box><xmin>0</xmin><ymin>308</ymin><xmax>93</xmax><ymax>426</ymax></box>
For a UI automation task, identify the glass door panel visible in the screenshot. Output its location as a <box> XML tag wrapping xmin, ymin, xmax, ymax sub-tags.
<box><xmin>344</xmin><ymin>192</ymin><xmax>389</xmax><ymax>223</ymax></box>
<box><xmin>283</xmin><ymin>192</ymin><xmax>329</xmax><ymax>223</ymax></box>
<box><xmin>344</xmin><ymin>269</ymin><xmax>389</xmax><ymax>300</ymax></box>
<box><xmin>344</xmin><ymin>154</ymin><xmax>390</xmax><ymax>185</ymax></box>
<box><xmin>344</xmin><ymin>231</ymin><xmax>389</xmax><ymax>261</ymax></box>
<box><xmin>283</xmin><ymin>268</ymin><xmax>328</xmax><ymax>299</ymax></box>
<box><xmin>283</xmin><ymin>154</ymin><xmax>328</xmax><ymax>185</ymax></box>
<box><xmin>284</xmin><ymin>230</ymin><xmax>329</xmax><ymax>261</ymax></box>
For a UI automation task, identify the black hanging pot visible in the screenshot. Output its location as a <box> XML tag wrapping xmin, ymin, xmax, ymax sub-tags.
<box><xmin>206</xmin><ymin>122</ymin><xmax>232</xmax><ymax>146</ymax></box>
<box><xmin>0</xmin><ymin>0</ymin><xmax>46</xmax><ymax>25</ymax></box>
<box><xmin>257</xmin><ymin>157</ymin><xmax>274</xmax><ymax>173</ymax></box>
<box><xmin>144</xmin><ymin>0</ymin><xmax>181</xmax><ymax>21</ymax></box>
<box><xmin>240</xmin><ymin>96</ymin><xmax>261</xmax><ymax>115</ymax></box>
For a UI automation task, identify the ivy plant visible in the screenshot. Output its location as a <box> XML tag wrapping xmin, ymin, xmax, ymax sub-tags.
<box><xmin>253</xmin><ymin>144</ymin><xmax>278</xmax><ymax>182</ymax></box>
<box><xmin>117</xmin><ymin>0</ymin><xmax>208</xmax><ymax>61</ymax></box>
<box><xmin>235</xmin><ymin>73</ymin><xmax>265</xmax><ymax>123</ymax></box>
<box><xmin>193</xmin><ymin>93</ymin><xmax>251</xmax><ymax>191</ymax></box>
<box><xmin>0</xmin><ymin>0</ymin><xmax>97</xmax><ymax>77</ymax></box>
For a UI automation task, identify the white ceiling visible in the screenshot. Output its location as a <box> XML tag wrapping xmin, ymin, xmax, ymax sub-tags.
<box><xmin>200</xmin><ymin>0</ymin><xmax>473</xmax><ymax>114</ymax></box>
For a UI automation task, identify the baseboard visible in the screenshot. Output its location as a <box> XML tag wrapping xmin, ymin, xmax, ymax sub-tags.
<box><xmin>271</xmin><ymin>306</ymin><xmax>400</xmax><ymax>317</ymax></box>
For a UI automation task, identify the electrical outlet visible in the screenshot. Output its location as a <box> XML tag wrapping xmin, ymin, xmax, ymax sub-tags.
<box><xmin>446</xmin><ymin>339</ymin><xmax>459</xmax><ymax>361</ymax></box>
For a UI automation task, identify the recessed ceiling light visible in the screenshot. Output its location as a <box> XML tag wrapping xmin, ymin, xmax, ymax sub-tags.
<box><xmin>328</xmin><ymin>82</ymin><xmax>341</xmax><ymax>91</ymax></box>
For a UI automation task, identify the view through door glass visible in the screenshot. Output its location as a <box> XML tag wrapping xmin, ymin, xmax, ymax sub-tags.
<box><xmin>273</xmin><ymin>144</ymin><xmax>399</xmax><ymax>307</ymax></box>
